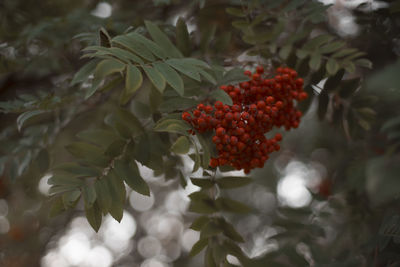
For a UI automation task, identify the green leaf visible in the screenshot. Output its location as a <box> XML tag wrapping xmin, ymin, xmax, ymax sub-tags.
<box><xmin>94</xmin><ymin>178</ymin><xmax>112</xmax><ymax>215</ymax></box>
<box><xmin>200</xmin><ymin>221</ymin><xmax>223</xmax><ymax>239</ymax></box>
<box><xmin>189</xmin><ymin>238</ymin><xmax>208</xmax><ymax>257</ymax></box>
<box><xmin>199</xmin><ymin>69</ymin><xmax>217</xmax><ymax>85</ymax></box>
<box><xmin>190</xmin><ymin>215</ymin><xmax>210</xmax><ymax>231</ymax></box>
<box><xmin>112</xmin><ymin>35</ymin><xmax>155</xmax><ymax>61</ymax></box>
<box><xmin>189</xmin><ymin>198</ymin><xmax>218</xmax><ymax>214</ymax></box>
<box><xmin>166</xmin><ymin>59</ymin><xmax>201</xmax><ymax>81</ymax></box>
<box><xmin>115</xmin><ymin>108</ymin><xmax>145</xmax><ymax>135</ymax></box>
<box><xmin>85</xmin><ymin>201</ymin><xmax>102</xmax><ymax>232</ymax></box>
<box><xmin>332</xmin><ymin>48</ymin><xmax>358</xmax><ymax>58</ymax></box>
<box><xmin>49</xmin><ymin>197</ymin><xmax>66</xmax><ymax>218</ymax></box>
<box><xmin>153</xmin><ymin>62</ymin><xmax>184</xmax><ymax>95</ymax></box>
<box><xmin>126</xmin><ymin>32</ymin><xmax>167</xmax><ymax>59</ymax></box>
<box><xmin>17</xmin><ymin>110</ymin><xmax>46</xmax><ymax>131</ymax></box>
<box><xmin>219</xmin><ymin>68</ymin><xmax>250</xmax><ymax>85</ymax></box>
<box><xmin>153</xmin><ymin>119</ymin><xmax>190</xmax><ymax>135</ymax></box>
<box><xmin>205</xmin><ymin>247</ymin><xmax>217</xmax><ymax>267</ymax></box>
<box><xmin>82</xmin><ymin>185</ymin><xmax>97</xmax><ymax>208</ymax></box>
<box><xmin>65</xmin><ymin>142</ymin><xmax>110</xmax><ymax>167</ymax></box>
<box><xmin>171</xmin><ymin>136</ymin><xmax>190</xmax><ymax>154</ymax></box>
<box><xmin>303</xmin><ymin>34</ymin><xmax>334</xmax><ymax>50</ymax></box>
<box><xmin>342</xmin><ymin>61</ymin><xmax>356</xmax><ymax>73</ymax></box>
<box><xmin>52</xmin><ymin>163</ymin><xmax>101</xmax><ymax>177</ymax></box>
<box><xmin>125</xmin><ymin>64</ymin><xmax>143</xmax><ymax>95</ymax></box>
<box><xmin>142</xmin><ymin>65</ymin><xmax>166</xmax><ymax>93</ymax></box>
<box><xmin>309</xmin><ymin>53</ymin><xmax>322</xmax><ymax>70</ymax></box>
<box><xmin>210</xmin><ymin>90</ymin><xmax>233</xmax><ymax>105</ymax></box>
<box><xmin>296</xmin><ymin>49</ymin><xmax>309</xmax><ymax>59</ymax></box>
<box><xmin>319</xmin><ymin>41</ymin><xmax>346</xmax><ymax>54</ymax></box>
<box><xmin>326</xmin><ymin>58</ymin><xmax>340</xmax><ymax>76</ymax></box>
<box><xmin>216</xmin><ymin>176</ymin><xmax>252</xmax><ymax>189</ymax></box>
<box><xmin>144</xmin><ymin>20</ymin><xmax>183</xmax><ymax>58</ymax></box>
<box><xmin>217</xmin><ymin>218</ymin><xmax>244</xmax><ymax>243</ymax></box>
<box><xmin>106</xmin><ymin>172</ymin><xmax>126</xmax><ymax>222</ymax></box>
<box><xmin>94</xmin><ymin>58</ymin><xmax>125</xmax><ymax>79</ymax></box>
<box><xmin>108</xmin><ymin>47</ymin><xmax>145</xmax><ymax>64</ymax></box>
<box><xmin>176</xmin><ymin>18</ymin><xmax>192</xmax><ymax>57</ymax></box>
<box><xmin>62</xmin><ymin>189</ymin><xmax>81</xmax><ymax>208</ymax></box>
<box><xmin>190</xmin><ymin>178</ymin><xmax>214</xmax><ymax>189</ymax></box>
<box><xmin>76</xmin><ymin>129</ymin><xmax>120</xmax><ymax>148</ymax></box>
<box><xmin>355</xmin><ymin>58</ymin><xmax>372</xmax><ymax>69</ymax></box>
<box><xmin>114</xmin><ymin>160</ymin><xmax>150</xmax><ymax>196</ymax></box>
<box><xmin>71</xmin><ymin>60</ymin><xmax>98</xmax><ymax>85</ymax></box>
<box><xmin>215</xmin><ymin>197</ymin><xmax>252</xmax><ymax>214</ymax></box>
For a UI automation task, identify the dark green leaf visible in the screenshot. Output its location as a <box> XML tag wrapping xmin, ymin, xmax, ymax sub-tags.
<box><xmin>153</xmin><ymin>62</ymin><xmax>184</xmax><ymax>95</ymax></box>
<box><xmin>279</xmin><ymin>44</ymin><xmax>292</xmax><ymax>60</ymax></box>
<box><xmin>83</xmin><ymin>185</ymin><xmax>97</xmax><ymax>208</ymax></box>
<box><xmin>171</xmin><ymin>136</ymin><xmax>190</xmax><ymax>154</ymax></box>
<box><xmin>85</xmin><ymin>201</ymin><xmax>102</xmax><ymax>232</ymax></box>
<box><xmin>94</xmin><ymin>58</ymin><xmax>125</xmax><ymax>79</ymax></box>
<box><xmin>49</xmin><ymin>197</ymin><xmax>66</xmax><ymax>218</ymax></box>
<box><xmin>144</xmin><ymin>20</ymin><xmax>183</xmax><ymax>58</ymax></box>
<box><xmin>126</xmin><ymin>32</ymin><xmax>166</xmax><ymax>59</ymax></box>
<box><xmin>125</xmin><ymin>64</ymin><xmax>143</xmax><ymax>95</ymax></box>
<box><xmin>200</xmin><ymin>221</ymin><xmax>223</xmax><ymax>239</ymax></box>
<box><xmin>65</xmin><ymin>142</ymin><xmax>110</xmax><ymax>167</ymax></box>
<box><xmin>190</xmin><ymin>215</ymin><xmax>210</xmax><ymax>231</ymax></box>
<box><xmin>99</xmin><ymin>27</ymin><xmax>111</xmax><ymax>47</ymax></box>
<box><xmin>77</xmin><ymin>129</ymin><xmax>120</xmax><ymax>148</ymax></box>
<box><xmin>94</xmin><ymin>178</ymin><xmax>112</xmax><ymax>215</ymax></box>
<box><xmin>216</xmin><ymin>176</ymin><xmax>252</xmax><ymax>189</ymax></box>
<box><xmin>71</xmin><ymin>60</ymin><xmax>98</xmax><ymax>85</ymax></box>
<box><xmin>215</xmin><ymin>197</ymin><xmax>252</xmax><ymax>214</ymax></box>
<box><xmin>210</xmin><ymin>90</ymin><xmax>232</xmax><ymax>106</ymax></box>
<box><xmin>112</xmin><ymin>35</ymin><xmax>155</xmax><ymax>61</ymax></box>
<box><xmin>176</xmin><ymin>18</ymin><xmax>192</xmax><ymax>57</ymax></box>
<box><xmin>153</xmin><ymin>119</ymin><xmax>190</xmax><ymax>134</ymax></box>
<box><xmin>189</xmin><ymin>238</ymin><xmax>208</xmax><ymax>257</ymax></box>
<box><xmin>62</xmin><ymin>189</ymin><xmax>81</xmax><ymax>208</ymax></box>
<box><xmin>166</xmin><ymin>59</ymin><xmax>201</xmax><ymax>81</ymax></box>
<box><xmin>217</xmin><ymin>218</ymin><xmax>244</xmax><ymax>243</ymax></box>
<box><xmin>142</xmin><ymin>65</ymin><xmax>166</xmax><ymax>93</ymax></box>
<box><xmin>339</xmin><ymin>78</ymin><xmax>360</xmax><ymax>98</ymax></box>
<box><xmin>309</xmin><ymin>53</ymin><xmax>322</xmax><ymax>70</ymax></box>
<box><xmin>190</xmin><ymin>178</ymin><xmax>214</xmax><ymax>189</ymax></box>
<box><xmin>52</xmin><ymin>163</ymin><xmax>101</xmax><ymax>177</ymax></box>
<box><xmin>319</xmin><ymin>41</ymin><xmax>346</xmax><ymax>54</ymax></box>
<box><xmin>326</xmin><ymin>58</ymin><xmax>340</xmax><ymax>76</ymax></box>
<box><xmin>114</xmin><ymin>160</ymin><xmax>150</xmax><ymax>196</ymax></box>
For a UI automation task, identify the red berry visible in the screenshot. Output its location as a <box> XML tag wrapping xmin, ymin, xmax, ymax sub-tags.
<box><xmin>216</xmin><ymin>127</ymin><xmax>226</xmax><ymax>136</ymax></box>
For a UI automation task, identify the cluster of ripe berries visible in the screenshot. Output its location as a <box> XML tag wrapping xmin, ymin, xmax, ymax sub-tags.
<box><xmin>182</xmin><ymin>66</ymin><xmax>308</xmax><ymax>174</ymax></box>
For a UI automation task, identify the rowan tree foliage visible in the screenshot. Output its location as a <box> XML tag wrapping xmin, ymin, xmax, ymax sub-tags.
<box><xmin>1</xmin><ymin>0</ymin><xmax>400</xmax><ymax>266</ymax></box>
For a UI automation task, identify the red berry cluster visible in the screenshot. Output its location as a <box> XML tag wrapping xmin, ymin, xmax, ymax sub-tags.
<box><xmin>182</xmin><ymin>66</ymin><xmax>308</xmax><ymax>174</ymax></box>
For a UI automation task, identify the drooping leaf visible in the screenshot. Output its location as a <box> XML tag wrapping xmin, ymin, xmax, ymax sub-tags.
<box><xmin>94</xmin><ymin>178</ymin><xmax>112</xmax><ymax>215</ymax></box>
<box><xmin>114</xmin><ymin>159</ymin><xmax>150</xmax><ymax>196</ymax></box>
<box><xmin>112</xmin><ymin>35</ymin><xmax>155</xmax><ymax>61</ymax></box>
<box><xmin>76</xmin><ymin>129</ymin><xmax>120</xmax><ymax>148</ymax></box>
<box><xmin>190</xmin><ymin>215</ymin><xmax>211</xmax><ymax>231</ymax></box>
<box><xmin>126</xmin><ymin>32</ymin><xmax>167</xmax><ymax>59</ymax></box>
<box><xmin>215</xmin><ymin>197</ymin><xmax>252</xmax><ymax>214</ymax></box>
<box><xmin>176</xmin><ymin>18</ymin><xmax>192</xmax><ymax>56</ymax></box>
<box><xmin>153</xmin><ymin>119</ymin><xmax>190</xmax><ymax>135</ymax></box>
<box><xmin>200</xmin><ymin>221</ymin><xmax>223</xmax><ymax>239</ymax></box>
<box><xmin>71</xmin><ymin>60</ymin><xmax>98</xmax><ymax>85</ymax></box>
<box><xmin>189</xmin><ymin>238</ymin><xmax>208</xmax><ymax>257</ymax></box>
<box><xmin>85</xmin><ymin>201</ymin><xmax>102</xmax><ymax>232</ymax></box>
<box><xmin>82</xmin><ymin>184</ymin><xmax>97</xmax><ymax>208</ymax></box>
<box><xmin>326</xmin><ymin>58</ymin><xmax>340</xmax><ymax>76</ymax></box>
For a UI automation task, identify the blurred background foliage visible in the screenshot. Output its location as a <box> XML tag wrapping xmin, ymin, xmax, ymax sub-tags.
<box><xmin>0</xmin><ymin>0</ymin><xmax>400</xmax><ymax>266</ymax></box>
